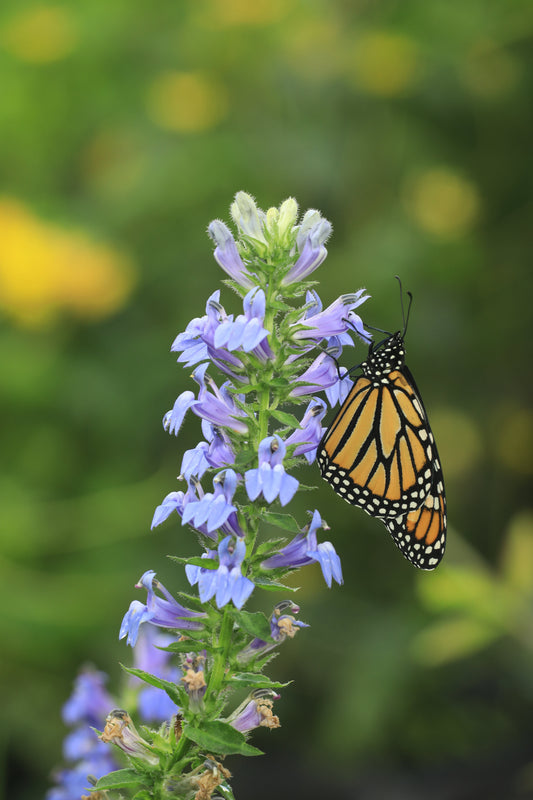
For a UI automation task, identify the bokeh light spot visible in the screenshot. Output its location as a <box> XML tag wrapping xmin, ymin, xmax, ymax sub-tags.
<box><xmin>348</xmin><ymin>31</ymin><xmax>419</xmax><ymax>96</ymax></box>
<box><xmin>404</xmin><ymin>168</ymin><xmax>481</xmax><ymax>238</ymax></box>
<box><xmin>146</xmin><ymin>71</ymin><xmax>228</xmax><ymax>133</ymax></box>
<box><xmin>0</xmin><ymin>198</ymin><xmax>136</xmax><ymax>328</ymax></box>
<box><xmin>1</xmin><ymin>5</ymin><xmax>77</xmax><ymax>63</ymax></box>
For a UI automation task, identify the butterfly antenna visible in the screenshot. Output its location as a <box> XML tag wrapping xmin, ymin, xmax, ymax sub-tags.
<box><xmin>395</xmin><ymin>276</ymin><xmax>413</xmax><ymax>337</ymax></box>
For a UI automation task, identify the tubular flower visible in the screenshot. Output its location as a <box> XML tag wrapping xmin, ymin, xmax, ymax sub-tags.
<box><xmin>181</xmin><ymin>469</ymin><xmax>239</xmax><ymax>534</ymax></box>
<box><xmin>100</xmin><ymin>709</ymin><xmax>159</xmax><ymax>766</ymax></box>
<box><xmin>282</xmin><ymin>214</ymin><xmax>332</xmax><ymax>285</ymax></box>
<box><xmin>186</xmin><ymin>535</ymin><xmax>254</xmax><ymax>609</ymax></box>
<box><xmin>285</xmin><ymin>397</ymin><xmax>327</xmax><ymax>463</ymax></box>
<box><xmin>228</xmin><ymin>689</ymin><xmax>281</xmax><ymax>733</ymax></box>
<box><xmin>261</xmin><ymin>510</ymin><xmax>343</xmax><ymax>587</ymax></box>
<box><xmin>208</xmin><ymin>219</ymin><xmax>255</xmax><ymax>287</ymax></box>
<box><xmin>214</xmin><ymin>287</ymin><xmax>269</xmax><ymax>352</ymax></box>
<box><xmin>245</xmin><ymin>435</ymin><xmax>299</xmax><ymax>506</ymax></box>
<box><xmin>192</xmin><ymin>363</ymin><xmax>248</xmax><ymax>434</ymax></box>
<box><xmin>237</xmin><ymin>601</ymin><xmax>308</xmax><ymax>663</ymax></box>
<box><xmin>181</xmin><ymin>652</ymin><xmax>207</xmax><ymax>713</ymax></box>
<box><xmin>119</xmin><ymin>570</ymin><xmax>206</xmax><ymax>647</ymax></box>
<box><xmin>291</xmin><ymin>291</ymin><xmax>371</xmax><ymax>343</ymax></box>
<box><xmin>46</xmin><ymin>668</ymin><xmax>119</xmax><ymax>800</ymax></box>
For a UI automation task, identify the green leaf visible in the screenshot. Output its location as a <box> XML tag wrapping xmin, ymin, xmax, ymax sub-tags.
<box><xmin>260</xmin><ymin>511</ymin><xmax>301</xmax><ymax>534</ymax></box>
<box><xmin>269</xmin><ymin>377</ymin><xmax>290</xmax><ymax>389</ymax></box>
<box><xmin>159</xmin><ymin>639</ymin><xmax>207</xmax><ymax>654</ymax></box>
<box><xmin>229</xmin><ymin>609</ymin><xmax>271</xmax><ymax>640</ymax></box>
<box><xmin>270</xmin><ymin>409</ymin><xmax>301</xmax><ymax>428</ymax></box>
<box><xmin>229</xmin><ymin>672</ymin><xmax>289</xmax><ymax>689</ymax></box>
<box><xmin>174</xmin><ymin>556</ymin><xmax>218</xmax><ymax>570</ymax></box>
<box><xmin>253</xmin><ymin>537</ymin><xmax>288</xmax><ymax>559</ymax></box>
<box><xmin>95</xmin><ymin>769</ymin><xmax>145</xmax><ymax>791</ymax></box>
<box><xmin>121</xmin><ymin>666</ymin><xmax>183</xmax><ymax>705</ymax></box>
<box><xmin>254</xmin><ymin>576</ymin><xmax>299</xmax><ymax>592</ymax></box>
<box><xmin>184</xmin><ymin>720</ymin><xmax>263</xmax><ymax>757</ymax></box>
<box><xmin>175</xmin><ymin>591</ymin><xmax>205</xmax><ymax>612</ymax></box>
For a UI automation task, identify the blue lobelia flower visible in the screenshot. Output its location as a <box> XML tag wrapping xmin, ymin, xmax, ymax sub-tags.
<box><xmin>291</xmin><ymin>290</ymin><xmax>370</xmax><ymax>344</ymax></box>
<box><xmin>203</xmin><ymin>423</ymin><xmax>235</xmax><ymax>469</ymax></box>
<box><xmin>179</xmin><ymin>441</ymin><xmax>210</xmax><ymax>481</ymax></box>
<box><xmin>62</xmin><ymin>667</ymin><xmax>114</xmax><ymax>727</ymax></box>
<box><xmin>192</xmin><ymin>363</ymin><xmax>249</xmax><ymax>434</ymax></box>
<box><xmin>186</xmin><ymin>535</ymin><xmax>254</xmax><ymax>609</ymax></box>
<box><xmin>181</xmin><ymin>469</ymin><xmax>239</xmax><ymax>534</ymax></box>
<box><xmin>47</xmin><ymin>668</ymin><xmax>119</xmax><ymax>800</ymax></box>
<box><xmin>282</xmin><ymin>214</ymin><xmax>332</xmax><ymax>285</ymax></box>
<box><xmin>244</xmin><ymin>435</ymin><xmax>299</xmax><ymax>507</ymax></box>
<box><xmin>228</xmin><ymin>689</ymin><xmax>281</xmax><ymax>733</ymax></box>
<box><xmin>119</xmin><ymin>570</ymin><xmax>206</xmax><ymax>647</ymax></box>
<box><xmin>290</xmin><ymin>350</ymin><xmax>345</xmax><ymax>398</ymax></box>
<box><xmin>285</xmin><ymin>398</ymin><xmax>328</xmax><ymax>464</ymax></box>
<box><xmin>237</xmin><ymin>601</ymin><xmax>309</xmax><ymax>664</ymax></box>
<box><xmin>214</xmin><ymin>287</ymin><xmax>269</xmax><ymax>353</ymax></box>
<box><xmin>208</xmin><ymin>219</ymin><xmax>255</xmax><ymax>288</ymax></box>
<box><xmin>261</xmin><ymin>510</ymin><xmax>343</xmax><ymax>588</ymax></box>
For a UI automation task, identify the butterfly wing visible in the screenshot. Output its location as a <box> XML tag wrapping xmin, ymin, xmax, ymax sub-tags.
<box><xmin>317</xmin><ymin>369</ymin><xmax>435</xmax><ymax>518</ymax></box>
<box><xmin>382</xmin><ymin>453</ymin><xmax>446</xmax><ymax>570</ymax></box>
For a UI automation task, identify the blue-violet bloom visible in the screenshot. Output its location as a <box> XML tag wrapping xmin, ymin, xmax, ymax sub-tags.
<box><xmin>186</xmin><ymin>536</ymin><xmax>254</xmax><ymax>609</ymax></box>
<box><xmin>261</xmin><ymin>510</ymin><xmax>343</xmax><ymax>587</ymax></box>
<box><xmin>245</xmin><ymin>435</ymin><xmax>299</xmax><ymax>506</ymax></box>
<box><xmin>120</xmin><ymin>570</ymin><xmax>206</xmax><ymax>647</ymax></box>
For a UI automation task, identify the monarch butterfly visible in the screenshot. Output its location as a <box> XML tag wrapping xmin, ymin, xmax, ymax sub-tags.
<box><xmin>317</xmin><ymin>290</ymin><xmax>446</xmax><ymax>570</ymax></box>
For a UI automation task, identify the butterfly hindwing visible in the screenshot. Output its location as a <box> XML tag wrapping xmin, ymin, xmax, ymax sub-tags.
<box><xmin>382</xmin><ymin>454</ymin><xmax>446</xmax><ymax>570</ymax></box>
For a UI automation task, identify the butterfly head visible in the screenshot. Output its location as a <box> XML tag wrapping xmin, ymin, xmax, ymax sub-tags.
<box><xmin>362</xmin><ymin>331</ymin><xmax>405</xmax><ymax>379</ymax></box>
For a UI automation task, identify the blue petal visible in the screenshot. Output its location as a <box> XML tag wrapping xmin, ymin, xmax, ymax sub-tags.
<box><xmin>244</xmin><ymin>468</ymin><xmax>262</xmax><ymax>501</ymax></box>
<box><xmin>215</xmin><ymin>565</ymin><xmax>232</xmax><ymax>608</ymax></box>
<box><xmin>260</xmin><ymin>464</ymin><xmax>283</xmax><ymax>503</ymax></box>
<box><xmin>151</xmin><ymin>492</ymin><xmax>182</xmax><ymax>529</ymax></box>
<box><xmin>278</xmin><ymin>472</ymin><xmax>299</xmax><ymax>506</ymax></box>
<box><xmin>231</xmin><ymin>575</ymin><xmax>255</xmax><ymax>609</ymax></box>
<box><xmin>198</xmin><ymin>568</ymin><xmax>218</xmax><ymax>603</ymax></box>
<box><xmin>163</xmin><ymin>391</ymin><xmax>197</xmax><ymax>436</ymax></box>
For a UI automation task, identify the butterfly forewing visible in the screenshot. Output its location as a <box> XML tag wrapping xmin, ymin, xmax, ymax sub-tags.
<box><xmin>318</xmin><ymin>370</ymin><xmax>435</xmax><ymax>517</ymax></box>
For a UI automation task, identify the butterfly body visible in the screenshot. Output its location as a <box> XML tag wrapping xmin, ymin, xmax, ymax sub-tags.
<box><xmin>317</xmin><ymin>330</ymin><xmax>446</xmax><ymax>570</ymax></box>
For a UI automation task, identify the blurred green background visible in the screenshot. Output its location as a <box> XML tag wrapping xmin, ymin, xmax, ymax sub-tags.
<box><xmin>1</xmin><ymin>1</ymin><xmax>532</xmax><ymax>798</ymax></box>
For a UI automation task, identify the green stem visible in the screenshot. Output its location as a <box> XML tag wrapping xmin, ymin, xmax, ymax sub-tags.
<box><xmin>206</xmin><ymin>608</ymin><xmax>234</xmax><ymax>706</ymax></box>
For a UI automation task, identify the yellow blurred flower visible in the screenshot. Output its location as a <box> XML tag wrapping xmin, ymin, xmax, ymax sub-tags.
<box><xmin>403</xmin><ymin>167</ymin><xmax>481</xmax><ymax>238</ymax></box>
<box><xmin>1</xmin><ymin>5</ymin><xmax>77</xmax><ymax>63</ymax></box>
<box><xmin>348</xmin><ymin>31</ymin><xmax>419</xmax><ymax>96</ymax></box>
<box><xmin>0</xmin><ymin>199</ymin><xmax>136</xmax><ymax>328</ymax></box>
<box><xmin>146</xmin><ymin>71</ymin><xmax>228</xmax><ymax>133</ymax></box>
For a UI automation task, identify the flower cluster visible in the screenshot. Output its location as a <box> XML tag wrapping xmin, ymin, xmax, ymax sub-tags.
<box><xmin>49</xmin><ymin>193</ymin><xmax>371</xmax><ymax>800</ymax></box>
<box><xmin>46</xmin><ymin>669</ymin><xmax>119</xmax><ymax>800</ymax></box>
